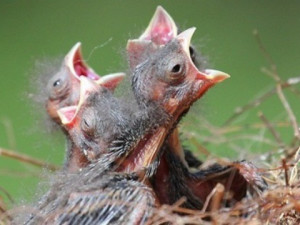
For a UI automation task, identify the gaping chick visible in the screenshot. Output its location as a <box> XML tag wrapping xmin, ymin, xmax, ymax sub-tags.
<box><xmin>44</xmin><ymin>42</ymin><xmax>125</xmax><ymax>171</ymax></box>
<box><xmin>128</xmin><ymin>6</ymin><xmax>266</xmax><ymax>210</ymax></box>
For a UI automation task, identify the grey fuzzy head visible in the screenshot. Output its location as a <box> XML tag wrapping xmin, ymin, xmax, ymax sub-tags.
<box><xmin>28</xmin><ymin>57</ymin><xmax>65</xmax><ymax>132</ymax></box>
<box><xmin>66</xmin><ymin>88</ymin><xmax>135</xmax><ymax>161</ymax></box>
<box><xmin>131</xmin><ymin>38</ymin><xmax>199</xmax><ymax>110</ymax></box>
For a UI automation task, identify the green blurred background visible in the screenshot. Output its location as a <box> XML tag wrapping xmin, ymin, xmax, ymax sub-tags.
<box><xmin>1</xmin><ymin>1</ymin><xmax>300</xmax><ymax>206</ymax></box>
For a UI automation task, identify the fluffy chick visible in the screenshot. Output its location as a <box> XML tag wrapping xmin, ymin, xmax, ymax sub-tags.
<box><xmin>38</xmin><ymin>43</ymin><xmax>124</xmax><ymax>171</ymax></box>
<box><xmin>22</xmin><ymin>28</ymin><xmax>228</xmax><ymax>224</ymax></box>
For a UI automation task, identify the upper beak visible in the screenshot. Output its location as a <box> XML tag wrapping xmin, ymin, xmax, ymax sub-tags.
<box><xmin>57</xmin><ymin>105</ymin><xmax>78</xmax><ymax>125</ymax></box>
<box><xmin>139</xmin><ymin>6</ymin><xmax>177</xmax><ymax>45</ymax></box>
<box><xmin>64</xmin><ymin>42</ymin><xmax>84</xmax><ymax>80</ymax></box>
<box><xmin>96</xmin><ymin>72</ymin><xmax>126</xmax><ymax>91</ymax></box>
<box><xmin>64</xmin><ymin>42</ymin><xmax>100</xmax><ymax>81</ymax></box>
<box><xmin>57</xmin><ymin>77</ymin><xmax>99</xmax><ymax>125</ymax></box>
<box><xmin>177</xmin><ymin>28</ymin><xmax>230</xmax><ymax>85</ymax></box>
<box><xmin>77</xmin><ymin>76</ymin><xmax>99</xmax><ymax>109</ymax></box>
<box><xmin>202</xmin><ymin>69</ymin><xmax>230</xmax><ymax>83</ymax></box>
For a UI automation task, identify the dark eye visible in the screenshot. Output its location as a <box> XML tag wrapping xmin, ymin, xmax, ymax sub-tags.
<box><xmin>189</xmin><ymin>47</ymin><xmax>197</xmax><ymax>64</ymax></box>
<box><xmin>171</xmin><ymin>64</ymin><xmax>182</xmax><ymax>73</ymax></box>
<box><xmin>189</xmin><ymin>47</ymin><xmax>195</xmax><ymax>58</ymax></box>
<box><xmin>189</xmin><ymin>46</ymin><xmax>203</xmax><ymax>69</ymax></box>
<box><xmin>48</xmin><ymin>71</ymin><xmax>69</xmax><ymax>100</ymax></box>
<box><xmin>53</xmin><ymin>79</ymin><xmax>61</xmax><ymax>87</ymax></box>
<box><xmin>81</xmin><ymin>117</ymin><xmax>95</xmax><ymax>138</ymax></box>
<box><xmin>167</xmin><ymin>62</ymin><xmax>185</xmax><ymax>83</ymax></box>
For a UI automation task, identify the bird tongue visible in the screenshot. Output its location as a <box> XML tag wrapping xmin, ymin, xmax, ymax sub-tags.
<box><xmin>117</xmin><ymin>127</ymin><xmax>167</xmax><ymax>174</ymax></box>
<box><xmin>73</xmin><ymin>61</ymin><xmax>99</xmax><ymax>80</ymax></box>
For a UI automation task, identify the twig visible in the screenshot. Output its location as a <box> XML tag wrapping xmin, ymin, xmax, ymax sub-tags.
<box><xmin>218</xmin><ymin>121</ymin><xmax>290</xmax><ymax>134</ymax></box>
<box><xmin>258</xmin><ymin>111</ymin><xmax>285</xmax><ymax>149</ymax></box>
<box><xmin>201</xmin><ymin>184</ymin><xmax>220</xmax><ymax>213</ymax></box>
<box><xmin>0</xmin><ymin>169</ymin><xmax>44</xmax><ymax>178</ymax></box>
<box><xmin>254</xmin><ymin>29</ymin><xmax>300</xmax><ymax>140</ymax></box>
<box><xmin>0</xmin><ymin>147</ymin><xmax>59</xmax><ymax>171</ymax></box>
<box><xmin>210</xmin><ymin>183</ymin><xmax>225</xmax><ymax>212</ymax></box>
<box><xmin>222</xmin><ymin>88</ymin><xmax>275</xmax><ymax>126</ymax></box>
<box><xmin>253</xmin><ymin>30</ymin><xmax>279</xmax><ymax>80</ymax></box>
<box><xmin>222</xmin><ymin>77</ymin><xmax>300</xmax><ymax>126</ymax></box>
<box><xmin>276</xmin><ymin>83</ymin><xmax>300</xmax><ymax>139</ymax></box>
<box><xmin>0</xmin><ymin>186</ymin><xmax>14</xmax><ymax>204</ymax></box>
<box><xmin>282</xmin><ymin>158</ymin><xmax>289</xmax><ymax>187</ymax></box>
<box><xmin>1</xmin><ymin>118</ymin><xmax>16</xmax><ymax>150</ymax></box>
<box><xmin>262</xmin><ymin>68</ymin><xmax>300</xmax><ymax>140</ymax></box>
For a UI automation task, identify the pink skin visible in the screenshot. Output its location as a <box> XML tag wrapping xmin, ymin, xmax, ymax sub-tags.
<box><xmin>139</xmin><ymin>6</ymin><xmax>177</xmax><ymax>45</ymax></box>
<box><xmin>70</xmin><ymin>43</ymin><xmax>100</xmax><ymax>81</ymax></box>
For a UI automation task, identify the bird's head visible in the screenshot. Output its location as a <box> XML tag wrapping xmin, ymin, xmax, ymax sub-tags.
<box><xmin>127</xmin><ymin>6</ymin><xmax>206</xmax><ymax>73</ymax></box>
<box><xmin>57</xmin><ymin>76</ymin><xmax>128</xmax><ymax>161</ymax></box>
<box><xmin>130</xmin><ymin>28</ymin><xmax>229</xmax><ymax>120</ymax></box>
<box><xmin>46</xmin><ymin>42</ymin><xmax>125</xmax><ymax>123</ymax></box>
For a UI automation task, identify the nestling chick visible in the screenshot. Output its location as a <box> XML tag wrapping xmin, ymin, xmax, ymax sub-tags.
<box><xmin>46</xmin><ymin>42</ymin><xmax>124</xmax><ymax>123</ymax></box>
<box><xmin>127</xmin><ymin>5</ymin><xmax>206</xmax><ymax>170</ymax></box>
<box><xmin>57</xmin><ymin>76</ymin><xmax>134</xmax><ymax>164</ymax></box>
<box><xmin>128</xmin><ymin>6</ymin><xmax>266</xmax><ymax>210</ymax></box>
<box><xmin>44</xmin><ymin>42</ymin><xmax>125</xmax><ymax>171</ymax></box>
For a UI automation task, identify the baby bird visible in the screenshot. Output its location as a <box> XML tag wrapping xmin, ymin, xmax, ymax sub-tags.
<box><xmin>46</xmin><ymin>42</ymin><xmax>124</xmax><ymax>123</ymax></box>
<box><xmin>127</xmin><ymin>6</ymin><xmax>206</xmax><ymax>170</ymax></box>
<box><xmin>128</xmin><ymin>6</ymin><xmax>266</xmax><ymax>210</ymax></box>
<box><xmin>23</xmin><ymin>28</ymin><xmax>228</xmax><ymax>225</ymax></box>
<box><xmin>44</xmin><ymin>42</ymin><xmax>125</xmax><ymax>171</ymax></box>
<box><xmin>56</xmin><ymin>76</ymin><xmax>134</xmax><ymax>165</ymax></box>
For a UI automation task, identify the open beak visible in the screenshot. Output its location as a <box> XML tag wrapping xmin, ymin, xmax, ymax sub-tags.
<box><xmin>139</xmin><ymin>6</ymin><xmax>177</xmax><ymax>45</ymax></box>
<box><xmin>96</xmin><ymin>72</ymin><xmax>126</xmax><ymax>91</ymax></box>
<box><xmin>127</xmin><ymin>6</ymin><xmax>177</xmax><ymax>69</ymax></box>
<box><xmin>117</xmin><ymin>127</ymin><xmax>168</xmax><ymax>174</ymax></box>
<box><xmin>57</xmin><ymin>72</ymin><xmax>125</xmax><ymax>126</ymax></box>
<box><xmin>177</xmin><ymin>28</ymin><xmax>230</xmax><ymax>96</ymax></box>
<box><xmin>65</xmin><ymin>42</ymin><xmax>101</xmax><ymax>81</ymax></box>
<box><xmin>57</xmin><ymin>77</ymin><xmax>99</xmax><ymax>125</ymax></box>
<box><xmin>202</xmin><ymin>69</ymin><xmax>230</xmax><ymax>83</ymax></box>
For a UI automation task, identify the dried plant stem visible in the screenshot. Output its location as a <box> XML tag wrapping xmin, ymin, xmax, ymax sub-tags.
<box><xmin>0</xmin><ymin>147</ymin><xmax>59</xmax><ymax>171</ymax></box>
<box><xmin>261</xmin><ymin>68</ymin><xmax>300</xmax><ymax>140</ymax></box>
<box><xmin>254</xmin><ymin>29</ymin><xmax>300</xmax><ymax>141</ymax></box>
<box><xmin>0</xmin><ymin>186</ymin><xmax>14</xmax><ymax>204</ymax></box>
<box><xmin>276</xmin><ymin>83</ymin><xmax>300</xmax><ymax>139</ymax></box>
<box><xmin>210</xmin><ymin>183</ymin><xmax>225</xmax><ymax>212</ymax></box>
<box><xmin>258</xmin><ymin>111</ymin><xmax>285</xmax><ymax>149</ymax></box>
<box><xmin>282</xmin><ymin>158</ymin><xmax>290</xmax><ymax>187</ymax></box>
<box><xmin>223</xmin><ymin>77</ymin><xmax>300</xmax><ymax>127</ymax></box>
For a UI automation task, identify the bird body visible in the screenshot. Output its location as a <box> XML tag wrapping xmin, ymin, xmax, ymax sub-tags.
<box><xmin>127</xmin><ymin>5</ymin><xmax>266</xmax><ymax>210</ymax></box>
